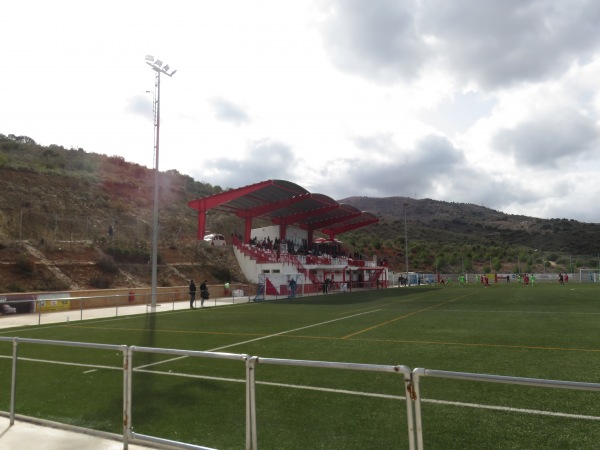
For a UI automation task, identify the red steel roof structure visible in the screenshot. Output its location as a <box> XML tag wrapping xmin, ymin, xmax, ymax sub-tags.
<box><xmin>187</xmin><ymin>179</ymin><xmax>379</xmax><ymax>245</ymax></box>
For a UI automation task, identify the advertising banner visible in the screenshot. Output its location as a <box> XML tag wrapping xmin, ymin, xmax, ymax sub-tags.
<box><xmin>38</xmin><ymin>293</ymin><xmax>71</xmax><ymax>312</ymax></box>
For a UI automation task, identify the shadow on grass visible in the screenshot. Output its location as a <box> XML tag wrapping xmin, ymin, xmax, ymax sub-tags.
<box><xmin>267</xmin><ymin>286</ymin><xmax>439</xmax><ymax>306</ymax></box>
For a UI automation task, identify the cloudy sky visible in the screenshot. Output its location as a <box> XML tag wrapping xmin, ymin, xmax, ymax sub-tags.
<box><xmin>3</xmin><ymin>0</ymin><xmax>600</xmax><ymax>222</ymax></box>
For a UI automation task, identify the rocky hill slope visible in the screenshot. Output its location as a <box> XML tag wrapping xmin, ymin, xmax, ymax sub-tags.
<box><xmin>339</xmin><ymin>196</ymin><xmax>600</xmax><ymax>255</ymax></box>
<box><xmin>0</xmin><ymin>134</ymin><xmax>246</xmax><ymax>293</ymax></box>
<box><xmin>1</xmin><ymin>132</ymin><xmax>599</xmax><ymax>293</ymax></box>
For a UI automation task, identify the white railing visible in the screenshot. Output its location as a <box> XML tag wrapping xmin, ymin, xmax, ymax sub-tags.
<box><xmin>1</xmin><ymin>337</ymin><xmax>599</xmax><ymax>449</ymax></box>
<box><xmin>411</xmin><ymin>368</ymin><xmax>600</xmax><ymax>450</ymax></box>
<box><xmin>0</xmin><ymin>291</ymin><xmax>251</xmax><ymax>327</ymax></box>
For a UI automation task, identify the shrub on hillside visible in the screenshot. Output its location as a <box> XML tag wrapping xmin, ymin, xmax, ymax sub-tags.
<box><xmin>6</xmin><ymin>283</ymin><xmax>24</xmax><ymax>293</ymax></box>
<box><xmin>89</xmin><ymin>276</ymin><xmax>112</xmax><ymax>289</ymax></box>
<box><xmin>211</xmin><ymin>266</ymin><xmax>232</xmax><ymax>281</ymax></box>
<box><xmin>15</xmin><ymin>253</ymin><xmax>35</xmax><ymax>274</ymax></box>
<box><xmin>103</xmin><ymin>241</ymin><xmax>159</xmax><ymax>264</ymax></box>
<box><xmin>96</xmin><ymin>255</ymin><xmax>118</xmax><ymax>274</ymax></box>
<box><xmin>35</xmin><ymin>277</ymin><xmax>70</xmax><ymax>292</ymax></box>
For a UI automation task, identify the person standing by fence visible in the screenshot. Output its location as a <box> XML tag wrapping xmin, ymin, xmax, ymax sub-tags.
<box><xmin>189</xmin><ymin>280</ymin><xmax>197</xmax><ymax>309</ymax></box>
<box><xmin>200</xmin><ymin>280</ymin><xmax>209</xmax><ymax>307</ymax></box>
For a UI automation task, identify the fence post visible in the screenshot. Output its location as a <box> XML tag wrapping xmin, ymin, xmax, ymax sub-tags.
<box><xmin>123</xmin><ymin>345</ymin><xmax>133</xmax><ymax>449</ymax></box>
<box><xmin>411</xmin><ymin>368</ymin><xmax>425</xmax><ymax>450</ymax></box>
<box><xmin>403</xmin><ymin>369</ymin><xmax>417</xmax><ymax>450</ymax></box>
<box><xmin>246</xmin><ymin>355</ymin><xmax>258</xmax><ymax>450</ymax></box>
<box><xmin>10</xmin><ymin>338</ymin><xmax>19</xmax><ymax>425</ymax></box>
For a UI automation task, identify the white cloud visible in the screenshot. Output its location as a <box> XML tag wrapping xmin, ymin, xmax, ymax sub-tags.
<box><xmin>317</xmin><ymin>0</ymin><xmax>430</xmax><ymax>82</ymax></box>
<box><xmin>2</xmin><ymin>0</ymin><xmax>600</xmax><ymax>223</ymax></box>
<box><xmin>421</xmin><ymin>0</ymin><xmax>600</xmax><ymax>89</ymax></box>
<box><xmin>493</xmin><ymin>110</ymin><xmax>600</xmax><ymax>168</ymax></box>
<box><xmin>209</xmin><ymin>98</ymin><xmax>251</xmax><ymax>125</ymax></box>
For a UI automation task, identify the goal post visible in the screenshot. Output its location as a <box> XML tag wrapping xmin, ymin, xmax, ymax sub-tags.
<box><xmin>578</xmin><ymin>269</ymin><xmax>600</xmax><ymax>283</ymax></box>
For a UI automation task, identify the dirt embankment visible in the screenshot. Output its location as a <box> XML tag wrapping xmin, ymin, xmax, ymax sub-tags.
<box><xmin>0</xmin><ymin>240</ymin><xmax>248</xmax><ymax>294</ymax></box>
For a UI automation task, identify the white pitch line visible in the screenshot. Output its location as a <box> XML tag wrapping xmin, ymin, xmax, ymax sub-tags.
<box><xmin>387</xmin><ymin>308</ymin><xmax>600</xmax><ymax>316</ymax></box>
<box><xmin>0</xmin><ymin>354</ymin><xmax>118</xmax><ymax>371</ymax></box>
<box><xmin>133</xmin><ymin>367</ymin><xmax>600</xmax><ymax>421</ymax></box>
<box><xmin>135</xmin><ymin>308</ymin><xmax>383</xmax><ymax>370</ymax></box>
<box><xmin>208</xmin><ymin>309</ymin><xmax>383</xmax><ymax>352</ymax></box>
<box><xmin>3</xmin><ymin>354</ymin><xmax>599</xmax><ymax>422</ymax></box>
<box><xmin>421</xmin><ymin>398</ymin><xmax>600</xmax><ymax>421</ymax></box>
<box><xmin>134</xmin><ymin>354</ymin><xmax>188</xmax><ymax>370</ymax></box>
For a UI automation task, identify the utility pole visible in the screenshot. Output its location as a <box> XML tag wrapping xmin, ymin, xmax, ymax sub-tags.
<box><xmin>145</xmin><ymin>55</ymin><xmax>177</xmax><ymax>312</ymax></box>
<box><xmin>404</xmin><ymin>202</ymin><xmax>409</xmax><ymax>286</ymax></box>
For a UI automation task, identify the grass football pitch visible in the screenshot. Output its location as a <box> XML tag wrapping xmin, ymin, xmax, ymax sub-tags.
<box><xmin>0</xmin><ymin>282</ymin><xmax>599</xmax><ymax>449</ymax></box>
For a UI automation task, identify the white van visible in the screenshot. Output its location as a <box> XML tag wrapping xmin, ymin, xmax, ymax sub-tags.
<box><xmin>203</xmin><ymin>233</ymin><xmax>226</xmax><ymax>246</ymax></box>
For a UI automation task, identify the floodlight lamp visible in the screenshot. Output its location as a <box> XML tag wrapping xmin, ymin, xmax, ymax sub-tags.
<box><xmin>154</xmin><ymin>59</ymin><xmax>163</xmax><ymax>68</ymax></box>
<box><xmin>163</xmin><ymin>64</ymin><xmax>170</xmax><ymax>72</ymax></box>
<box><xmin>169</xmin><ymin>69</ymin><xmax>177</xmax><ymax>76</ymax></box>
<box><xmin>145</xmin><ymin>55</ymin><xmax>154</xmax><ymax>62</ymax></box>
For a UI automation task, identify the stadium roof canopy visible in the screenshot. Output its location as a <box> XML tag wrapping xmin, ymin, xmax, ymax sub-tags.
<box><xmin>187</xmin><ymin>179</ymin><xmax>379</xmax><ymax>245</ymax></box>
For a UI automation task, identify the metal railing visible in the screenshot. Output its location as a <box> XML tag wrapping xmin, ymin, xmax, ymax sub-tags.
<box><xmin>411</xmin><ymin>368</ymin><xmax>600</xmax><ymax>450</ymax></box>
<box><xmin>0</xmin><ymin>290</ymin><xmax>253</xmax><ymax>327</ymax></box>
<box><xmin>0</xmin><ymin>337</ymin><xmax>414</xmax><ymax>450</ymax></box>
<box><xmin>1</xmin><ymin>336</ymin><xmax>599</xmax><ymax>449</ymax></box>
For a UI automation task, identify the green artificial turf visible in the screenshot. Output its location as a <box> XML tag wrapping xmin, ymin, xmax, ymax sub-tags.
<box><xmin>0</xmin><ymin>283</ymin><xmax>599</xmax><ymax>449</ymax></box>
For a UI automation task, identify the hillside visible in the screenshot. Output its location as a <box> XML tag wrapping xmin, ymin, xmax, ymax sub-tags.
<box><xmin>0</xmin><ymin>134</ymin><xmax>246</xmax><ymax>293</ymax></box>
<box><xmin>337</xmin><ymin>196</ymin><xmax>600</xmax><ymax>274</ymax></box>
<box><xmin>1</xmin><ymin>133</ymin><xmax>599</xmax><ymax>293</ymax></box>
<box><xmin>339</xmin><ymin>196</ymin><xmax>600</xmax><ymax>254</ymax></box>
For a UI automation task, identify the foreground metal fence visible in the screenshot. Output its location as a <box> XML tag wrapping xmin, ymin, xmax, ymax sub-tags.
<box><xmin>411</xmin><ymin>368</ymin><xmax>600</xmax><ymax>450</ymax></box>
<box><xmin>0</xmin><ymin>337</ymin><xmax>599</xmax><ymax>449</ymax></box>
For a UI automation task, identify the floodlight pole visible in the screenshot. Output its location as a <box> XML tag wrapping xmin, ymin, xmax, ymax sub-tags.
<box><xmin>404</xmin><ymin>202</ymin><xmax>409</xmax><ymax>286</ymax></box>
<box><xmin>146</xmin><ymin>56</ymin><xmax>177</xmax><ymax>312</ymax></box>
<box><xmin>569</xmin><ymin>255</ymin><xmax>572</xmax><ymax>274</ymax></box>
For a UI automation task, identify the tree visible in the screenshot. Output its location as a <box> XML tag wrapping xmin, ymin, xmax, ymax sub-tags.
<box><xmin>493</xmin><ymin>257</ymin><xmax>501</xmax><ymax>272</ymax></box>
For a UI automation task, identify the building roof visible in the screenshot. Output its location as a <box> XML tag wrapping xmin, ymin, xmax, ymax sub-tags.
<box><xmin>188</xmin><ymin>179</ymin><xmax>379</xmax><ymax>240</ymax></box>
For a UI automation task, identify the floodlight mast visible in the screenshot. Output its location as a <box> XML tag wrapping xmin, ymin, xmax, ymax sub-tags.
<box><xmin>145</xmin><ymin>55</ymin><xmax>176</xmax><ymax>312</ymax></box>
<box><xmin>404</xmin><ymin>202</ymin><xmax>409</xmax><ymax>286</ymax></box>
